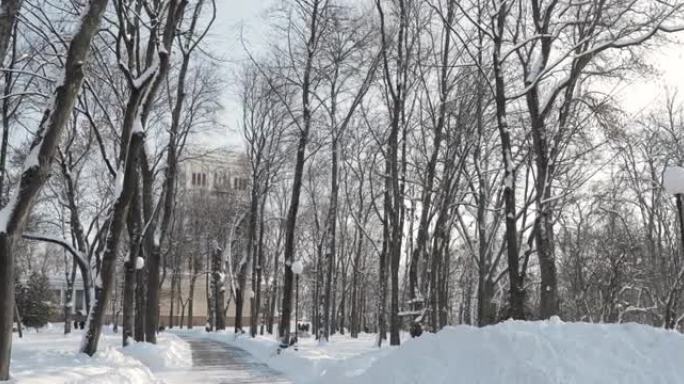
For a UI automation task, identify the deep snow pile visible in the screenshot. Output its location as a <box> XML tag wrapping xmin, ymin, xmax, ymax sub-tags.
<box><xmin>122</xmin><ymin>334</ymin><xmax>191</xmax><ymax>372</ymax></box>
<box><xmin>10</xmin><ymin>324</ymin><xmax>191</xmax><ymax>383</ymax></box>
<box><xmin>335</xmin><ymin>318</ymin><xmax>684</xmax><ymax>384</ymax></box>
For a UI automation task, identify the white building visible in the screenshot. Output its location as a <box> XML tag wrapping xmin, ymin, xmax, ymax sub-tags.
<box><xmin>44</xmin><ymin>274</ymin><xmax>88</xmax><ymax>320</ymax></box>
<box><xmin>180</xmin><ymin>147</ymin><xmax>250</xmax><ymax>195</ymax></box>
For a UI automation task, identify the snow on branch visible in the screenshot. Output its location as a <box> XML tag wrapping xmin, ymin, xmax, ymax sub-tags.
<box><xmin>132</xmin><ymin>59</ymin><xmax>159</xmax><ymax>89</ymax></box>
<box><xmin>22</xmin><ymin>232</ymin><xmax>88</xmax><ymax>268</ymax></box>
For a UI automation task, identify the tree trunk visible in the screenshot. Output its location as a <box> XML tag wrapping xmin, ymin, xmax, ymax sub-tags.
<box><xmin>55</xmin><ymin>150</ymin><xmax>93</xmax><ymax>315</ymax></box>
<box><xmin>492</xmin><ymin>6</ymin><xmax>525</xmax><ymax>320</ymax></box>
<box><xmin>129</xmin><ymin>187</ymin><xmax>145</xmax><ymax>343</ymax></box>
<box><xmin>212</xmin><ymin>242</ymin><xmax>226</xmax><ymax>330</ymax></box>
<box><xmin>140</xmin><ymin>0</ymin><xmax>187</xmax><ymax>344</ymax></box>
<box><xmin>240</xmin><ymin>173</ymin><xmax>259</xmax><ymax>334</ymax></box>
<box><xmin>376</xmin><ymin>0</ymin><xmax>407</xmax><ymax>347</ymax></box>
<box><xmin>13</xmin><ymin>298</ymin><xmax>21</xmax><ymax>338</ymax></box>
<box><xmin>321</xmin><ymin>133</ymin><xmax>339</xmax><ymax>341</ymax></box>
<box><xmin>206</xmin><ymin>250</ymin><xmax>213</xmax><ymax>332</ymax></box>
<box><xmin>0</xmin><ymin>1</ymin><xmax>23</xmax><ymax>69</ymax></box>
<box><xmin>0</xmin><ymin>0</ymin><xmax>109</xmax><ymax>376</ymax></box>
<box><xmin>81</xmin><ymin>128</ymin><xmax>144</xmax><ymax>356</ymax></box>
<box><xmin>140</xmin><ymin>155</ymin><xmax>156</xmax><ymax>340</ymax></box>
<box><xmin>526</xmin><ymin>85</ymin><xmax>559</xmax><ymax>319</ymax></box>
<box><xmin>0</xmin><ymin>18</ymin><xmax>18</xmax><ymax>204</ymax></box>
<box><xmin>440</xmin><ymin>245</ymin><xmax>451</xmax><ymax>328</ymax></box>
<box><xmin>339</xmin><ymin>260</ymin><xmax>347</xmax><ymax>335</ymax></box>
<box><xmin>251</xmin><ymin>198</ymin><xmax>267</xmax><ymax>336</ymax></box>
<box><xmin>376</xmin><ymin>213</ymin><xmax>388</xmax><ymax>347</ymax></box>
<box><xmin>169</xmin><ymin>266</ymin><xmax>176</xmax><ymax>328</ymax></box>
<box><xmin>278</xmin><ymin>0</ymin><xmax>322</xmax><ymax>347</ymax></box>
<box><xmin>187</xmin><ymin>276</ymin><xmax>196</xmax><ymax>329</ymax></box>
<box><xmin>122</xmin><ymin>257</ymin><xmax>136</xmax><ymax>346</ymax></box>
<box><xmin>179</xmin><ymin>300</ymin><xmax>186</xmax><ymax>330</ymax></box>
<box><xmin>313</xmin><ymin>238</ymin><xmax>321</xmax><ymax>338</ymax></box>
<box><xmin>267</xmin><ymin>243</ymin><xmax>280</xmax><ymax>335</ymax></box>
<box><xmin>63</xmin><ymin>257</ymin><xmax>76</xmax><ymax>335</ymax></box>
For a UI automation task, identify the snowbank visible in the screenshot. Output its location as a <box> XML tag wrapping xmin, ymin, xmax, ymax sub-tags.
<box><xmin>170</xmin><ymin>320</ymin><xmax>684</xmax><ymax>384</ymax></box>
<box><xmin>9</xmin><ymin>325</ymin><xmax>191</xmax><ymax>383</ymax></box>
<box><xmin>335</xmin><ymin>318</ymin><xmax>684</xmax><ymax>384</ymax></box>
<box><xmin>122</xmin><ymin>333</ymin><xmax>192</xmax><ymax>372</ymax></box>
<box><xmin>10</xmin><ymin>327</ymin><xmax>157</xmax><ymax>383</ymax></box>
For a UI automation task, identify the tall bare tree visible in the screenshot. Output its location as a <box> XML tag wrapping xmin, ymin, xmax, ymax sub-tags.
<box><xmin>0</xmin><ymin>0</ymin><xmax>109</xmax><ymax>378</ymax></box>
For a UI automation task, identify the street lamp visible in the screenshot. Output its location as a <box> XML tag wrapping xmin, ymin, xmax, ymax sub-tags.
<box><xmin>291</xmin><ymin>260</ymin><xmax>304</xmax><ymax>351</ymax></box>
<box><xmin>664</xmin><ymin>166</ymin><xmax>684</xmax><ymax>259</ymax></box>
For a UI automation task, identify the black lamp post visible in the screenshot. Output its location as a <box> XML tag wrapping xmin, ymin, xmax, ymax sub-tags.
<box><xmin>664</xmin><ymin>167</ymin><xmax>684</xmax><ymax>255</ymax></box>
<box><xmin>663</xmin><ymin>166</ymin><xmax>684</xmax><ymax>328</ymax></box>
<box><xmin>294</xmin><ymin>274</ymin><xmax>300</xmax><ymax>350</ymax></box>
<box><xmin>677</xmin><ymin>194</ymin><xmax>684</xmax><ymax>259</ymax></box>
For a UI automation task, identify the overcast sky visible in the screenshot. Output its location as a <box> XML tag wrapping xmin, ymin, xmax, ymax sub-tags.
<box><xmin>199</xmin><ymin>0</ymin><xmax>273</xmax><ymax>149</ymax></box>
<box><xmin>209</xmin><ymin>2</ymin><xmax>684</xmax><ymax>150</ymax></box>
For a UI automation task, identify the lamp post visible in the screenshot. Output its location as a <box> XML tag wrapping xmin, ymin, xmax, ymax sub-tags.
<box><xmin>663</xmin><ymin>166</ymin><xmax>684</xmax><ymax>328</ymax></box>
<box><xmin>664</xmin><ymin>166</ymin><xmax>684</xmax><ymax>254</ymax></box>
<box><xmin>677</xmin><ymin>194</ymin><xmax>684</xmax><ymax>254</ymax></box>
<box><xmin>291</xmin><ymin>260</ymin><xmax>304</xmax><ymax>351</ymax></box>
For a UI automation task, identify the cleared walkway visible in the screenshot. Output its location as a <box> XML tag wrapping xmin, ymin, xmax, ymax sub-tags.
<box><xmin>158</xmin><ymin>336</ymin><xmax>291</xmax><ymax>383</ymax></box>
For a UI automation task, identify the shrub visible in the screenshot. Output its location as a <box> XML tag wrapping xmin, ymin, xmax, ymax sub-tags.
<box><xmin>16</xmin><ymin>272</ymin><xmax>54</xmax><ymax>329</ymax></box>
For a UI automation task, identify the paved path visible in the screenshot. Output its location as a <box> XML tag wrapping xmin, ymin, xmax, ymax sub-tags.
<box><xmin>158</xmin><ymin>336</ymin><xmax>291</xmax><ymax>384</ymax></box>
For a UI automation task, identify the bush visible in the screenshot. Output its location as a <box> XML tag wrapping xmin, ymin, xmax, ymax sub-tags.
<box><xmin>16</xmin><ymin>272</ymin><xmax>54</xmax><ymax>329</ymax></box>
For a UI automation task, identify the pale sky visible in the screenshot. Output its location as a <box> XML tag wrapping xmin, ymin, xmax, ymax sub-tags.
<box><xmin>200</xmin><ymin>0</ymin><xmax>273</xmax><ymax>149</ymax></box>
<box><xmin>208</xmin><ymin>2</ymin><xmax>684</xmax><ymax>149</ymax></box>
<box><xmin>621</xmin><ymin>38</ymin><xmax>684</xmax><ymax>114</ymax></box>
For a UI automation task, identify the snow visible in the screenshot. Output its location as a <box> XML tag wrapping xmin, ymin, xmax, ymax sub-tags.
<box><xmin>112</xmin><ymin>167</ymin><xmax>125</xmax><ymax>199</ymax></box>
<box><xmin>291</xmin><ymin>260</ymin><xmax>304</xmax><ymax>275</ymax></box>
<box><xmin>663</xmin><ymin>166</ymin><xmax>684</xmax><ymax>194</ymax></box>
<box><xmin>173</xmin><ymin>319</ymin><xmax>684</xmax><ymax>384</ymax></box>
<box><xmin>135</xmin><ymin>256</ymin><xmax>145</xmax><ymax>270</ymax></box>
<box><xmin>131</xmin><ymin>116</ymin><xmax>143</xmax><ymax>134</ymax></box>
<box><xmin>10</xmin><ymin>325</ymin><xmax>190</xmax><ymax>383</ymax></box>
<box><xmin>170</xmin><ymin>328</ymin><xmax>398</xmax><ymax>384</ymax></box>
<box><xmin>23</xmin><ymin>143</ymin><xmax>41</xmax><ymax>171</ymax></box>
<box><xmin>131</xmin><ymin>62</ymin><xmax>159</xmax><ymax>90</ymax></box>
<box><xmin>339</xmin><ymin>319</ymin><xmax>684</xmax><ymax>384</ymax></box>
<box><xmin>11</xmin><ymin>319</ymin><xmax>684</xmax><ymax>383</ymax></box>
<box><xmin>121</xmin><ymin>335</ymin><xmax>191</xmax><ymax>372</ymax></box>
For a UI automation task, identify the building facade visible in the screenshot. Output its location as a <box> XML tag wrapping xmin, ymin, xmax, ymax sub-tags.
<box><xmin>45</xmin><ymin>148</ymin><xmax>253</xmax><ymax>329</ymax></box>
<box><xmin>158</xmin><ymin>147</ymin><xmax>251</xmax><ymax>327</ymax></box>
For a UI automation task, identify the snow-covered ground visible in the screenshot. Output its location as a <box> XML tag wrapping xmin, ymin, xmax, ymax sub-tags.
<box><xmin>9</xmin><ymin>324</ymin><xmax>190</xmax><ymax>383</ymax></box>
<box><xmin>8</xmin><ymin>319</ymin><xmax>684</xmax><ymax>383</ymax></box>
<box><xmin>172</xmin><ymin>319</ymin><xmax>684</xmax><ymax>384</ymax></box>
<box><xmin>344</xmin><ymin>318</ymin><xmax>684</xmax><ymax>384</ymax></box>
<box><xmin>171</xmin><ymin>327</ymin><xmax>403</xmax><ymax>383</ymax></box>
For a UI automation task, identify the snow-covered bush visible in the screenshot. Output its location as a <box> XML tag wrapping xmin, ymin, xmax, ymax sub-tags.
<box><xmin>15</xmin><ymin>272</ymin><xmax>55</xmax><ymax>329</ymax></box>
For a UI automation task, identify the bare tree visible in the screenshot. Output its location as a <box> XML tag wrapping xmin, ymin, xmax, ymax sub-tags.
<box><xmin>0</xmin><ymin>0</ymin><xmax>109</xmax><ymax>378</ymax></box>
